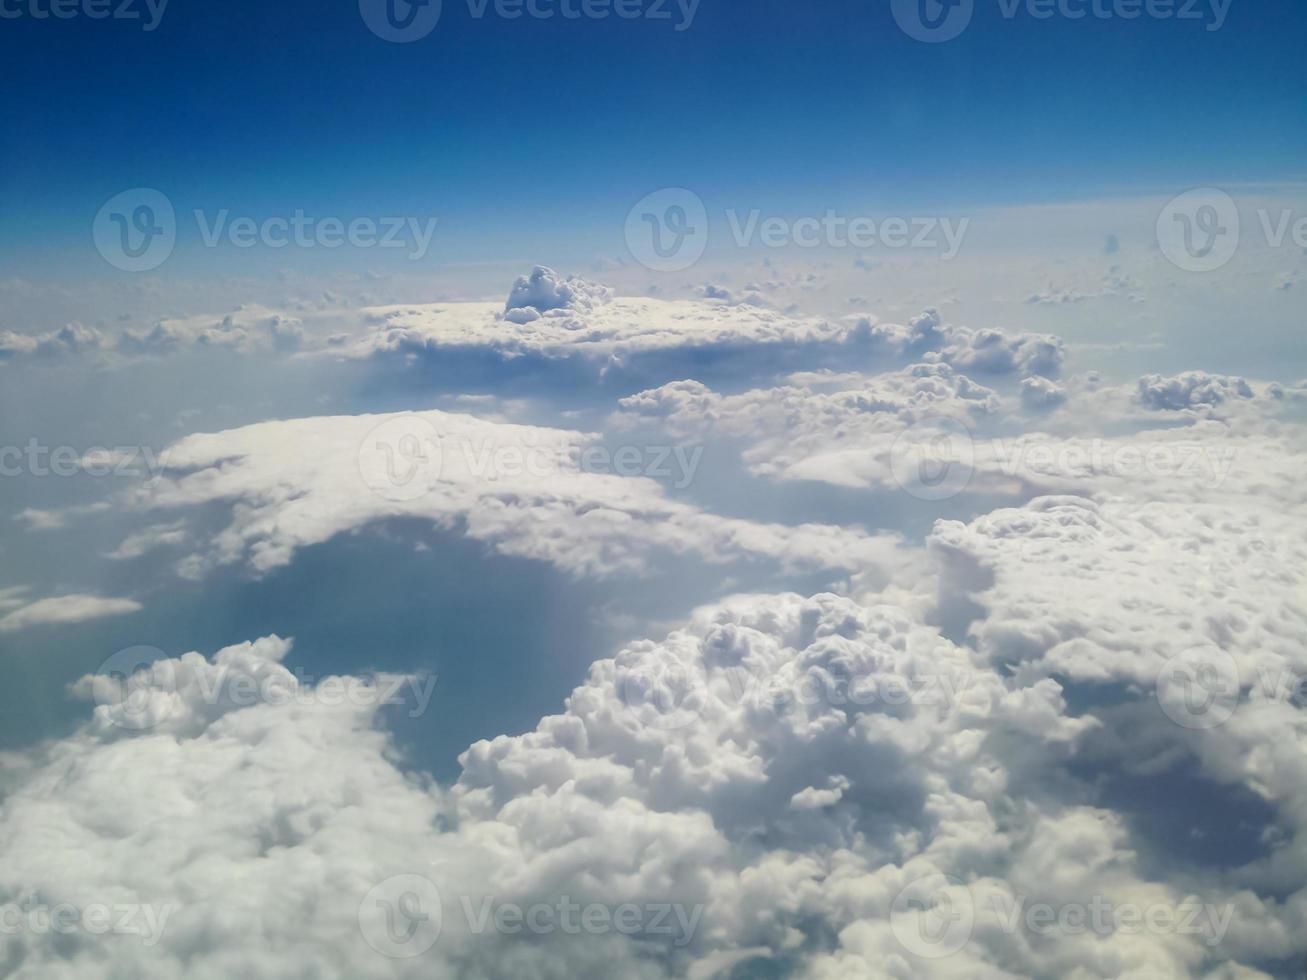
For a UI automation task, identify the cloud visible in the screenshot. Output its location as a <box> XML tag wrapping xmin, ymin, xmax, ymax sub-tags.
<box><xmin>0</xmin><ymin>323</ymin><xmax>104</xmax><ymax>361</ymax></box>
<box><xmin>0</xmin><ymin>577</ymin><xmax>1286</xmax><ymax>977</ymax></box>
<box><xmin>1019</xmin><ymin>375</ymin><xmax>1067</xmax><ymax>411</ymax></box>
<box><xmin>503</xmin><ymin>265</ymin><xmax>614</xmax><ymax>323</ymax></box>
<box><xmin>1136</xmin><ymin>372</ymin><xmax>1255</xmax><ymax>413</ymax></box>
<box><xmin>92</xmin><ymin>408</ymin><xmax>901</xmax><ymax>582</ymax></box>
<box><xmin>0</xmin><ymin>594</ymin><xmax>143</xmax><ymax>633</ymax></box>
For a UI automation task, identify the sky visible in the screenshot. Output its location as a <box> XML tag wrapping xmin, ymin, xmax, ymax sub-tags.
<box><xmin>1</xmin><ymin>2</ymin><xmax>1307</xmax><ymax>979</ymax></box>
<box><xmin>1</xmin><ymin>0</ymin><xmax>1305</xmax><ymax>278</ymax></box>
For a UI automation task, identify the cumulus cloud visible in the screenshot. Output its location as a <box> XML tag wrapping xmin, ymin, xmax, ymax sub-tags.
<box><xmin>0</xmin><ymin>322</ymin><xmax>104</xmax><ymax>361</ymax></box>
<box><xmin>1019</xmin><ymin>375</ymin><xmax>1067</xmax><ymax>411</ymax></box>
<box><xmin>615</xmin><ymin>364</ymin><xmax>1302</xmax><ymax>504</ymax></box>
<box><xmin>0</xmin><ymin>574</ymin><xmax>1290</xmax><ymax>977</ymax></box>
<box><xmin>90</xmin><ymin>408</ymin><xmax>901</xmax><ymax>581</ymax></box>
<box><xmin>503</xmin><ymin>265</ymin><xmax>614</xmax><ymax>323</ymax></box>
<box><xmin>1136</xmin><ymin>372</ymin><xmax>1255</xmax><ymax>413</ymax></box>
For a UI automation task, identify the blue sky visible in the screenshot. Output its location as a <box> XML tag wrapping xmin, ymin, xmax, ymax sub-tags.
<box><xmin>2</xmin><ymin>0</ymin><xmax>1305</xmax><ymax>277</ymax></box>
<box><xmin>3</xmin><ymin>6</ymin><xmax>1307</xmax><ymax>977</ymax></box>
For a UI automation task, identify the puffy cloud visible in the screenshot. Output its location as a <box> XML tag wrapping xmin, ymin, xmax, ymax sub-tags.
<box><xmin>115</xmin><ymin>307</ymin><xmax>309</xmax><ymax>357</ymax></box>
<box><xmin>1136</xmin><ymin>372</ymin><xmax>1255</xmax><ymax>413</ymax></box>
<box><xmin>94</xmin><ymin>408</ymin><xmax>900</xmax><ymax>581</ymax></box>
<box><xmin>504</xmin><ymin>265</ymin><xmax>614</xmax><ymax>323</ymax></box>
<box><xmin>1019</xmin><ymin>375</ymin><xmax>1067</xmax><ymax>411</ymax></box>
<box><xmin>345</xmin><ymin>283</ymin><xmax>1064</xmax><ymax>384</ymax></box>
<box><xmin>0</xmin><ymin>580</ymin><xmax>1282</xmax><ymax>977</ymax></box>
<box><xmin>615</xmin><ymin>365</ymin><xmax>1303</xmax><ymax>504</ymax></box>
<box><xmin>0</xmin><ymin>323</ymin><xmax>104</xmax><ymax>361</ymax></box>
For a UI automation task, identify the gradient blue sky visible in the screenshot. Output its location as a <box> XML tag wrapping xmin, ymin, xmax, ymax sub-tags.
<box><xmin>2</xmin><ymin>0</ymin><xmax>1304</xmax><ymax>278</ymax></box>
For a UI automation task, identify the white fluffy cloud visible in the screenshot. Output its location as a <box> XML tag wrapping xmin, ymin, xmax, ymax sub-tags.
<box><xmin>93</xmin><ymin>408</ymin><xmax>900</xmax><ymax>581</ymax></box>
<box><xmin>615</xmin><ymin>365</ymin><xmax>1304</xmax><ymax>504</ymax></box>
<box><xmin>0</xmin><ymin>573</ymin><xmax>1293</xmax><ymax>977</ymax></box>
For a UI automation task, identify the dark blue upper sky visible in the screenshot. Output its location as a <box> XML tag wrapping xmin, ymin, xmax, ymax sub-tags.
<box><xmin>1</xmin><ymin>0</ymin><xmax>1304</xmax><ymax>274</ymax></box>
